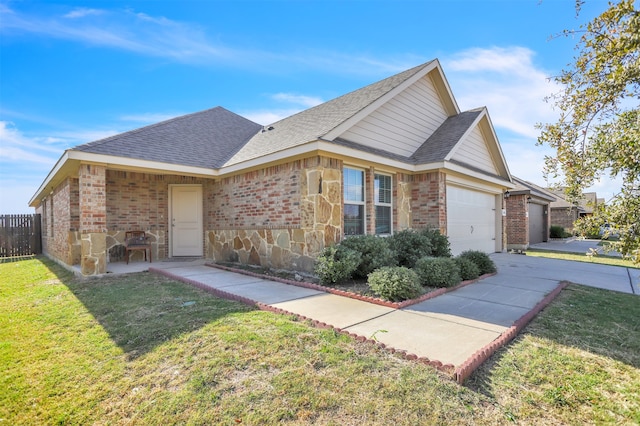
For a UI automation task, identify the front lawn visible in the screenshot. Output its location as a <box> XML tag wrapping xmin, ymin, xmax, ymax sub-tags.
<box><xmin>1</xmin><ymin>257</ymin><xmax>638</xmax><ymax>424</ymax></box>
<box><xmin>526</xmin><ymin>248</ymin><xmax>638</xmax><ymax>268</ymax></box>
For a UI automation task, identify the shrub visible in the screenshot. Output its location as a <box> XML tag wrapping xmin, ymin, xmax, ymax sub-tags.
<box><xmin>414</xmin><ymin>257</ymin><xmax>461</xmax><ymax>288</ymax></box>
<box><xmin>388</xmin><ymin>229</ymin><xmax>432</xmax><ymax>268</ymax></box>
<box><xmin>314</xmin><ymin>245</ymin><xmax>361</xmax><ymax>285</ymax></box>
<box><xmin>457</xmin><ymin>250</ymin><xmax>497</xmax><ymax>275</ymax></box>
<box><xmin>367</xmin><ymin>266</ymin><xmax>422</xmax><ymax>302</ymax></box>
<box><xmin>550</xmin><ymin>225</ymin><xmax>566</xmax><ymax>239</ymax></box>
<box><xmin>454</xmin><ymin>256</ymin><xmax>480</xmax><ymax>281</ymax></box>
<box><xmin>340</xmin><ymin>235</ymin><xmax>396</xmax><ymax>278</ymax></box>
<box><xmin>420</xmin><ymin>228</ymin><xmax>452</xmax><ymax>258</ymax></box>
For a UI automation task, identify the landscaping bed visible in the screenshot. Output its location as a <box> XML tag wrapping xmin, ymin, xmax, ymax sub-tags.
<box><xmin>209</xmin><ymin>261</ymin><xmax>496</xmax><ymax>309</ymax></box>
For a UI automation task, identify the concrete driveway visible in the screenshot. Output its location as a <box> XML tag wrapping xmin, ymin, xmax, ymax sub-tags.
<box><xmin>530</xmin><ymin>238</ymin><xmax>622</xmax><ymax>257</ymax></box>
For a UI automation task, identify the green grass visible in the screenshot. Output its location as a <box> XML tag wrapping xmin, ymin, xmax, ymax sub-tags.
<box><xmin>468</xmin><ymin>285</ymin><xmax>640</xmax><ymax>424</ymax></box>
<box><xmin>526</xmin><ymin>248</ymin><xmax>638</xmax><ymax>269</ymax></box>
<box><xmin>1</xmin><ymin>257</ymin><xmax>639</xmax><ymax>424</ymax></box>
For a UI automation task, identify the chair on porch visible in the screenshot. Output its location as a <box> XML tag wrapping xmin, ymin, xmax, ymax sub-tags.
<box><xmin>124</xmin><ymin>231</ymin><xmax>152</xmax><ymax>264</ymax></box>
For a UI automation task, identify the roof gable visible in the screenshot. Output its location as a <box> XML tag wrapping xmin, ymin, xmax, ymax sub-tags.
<box><xmin>224</xmin><ymin>60</ymin><xmax>445</xmax><ymax>167</ymax></box>
<box><xmin>74</xmin><ymin>107</ymin><xmax>262</xmax><ymax>169</ymax></box>
<box><xmin>447</xmin><ymin>108</ymin><xmax>511</xmax><ymax>180</ymax></box>
<box><xmin>336</xmin><ymin>73</ymin><xmax>451</xmax><ymax>158</ymax></box>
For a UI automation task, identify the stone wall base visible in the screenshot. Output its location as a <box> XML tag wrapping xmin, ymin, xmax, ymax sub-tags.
<box><xmin>106</xmin><ymin>230</ymin><xmax>165</xmax><ymax>263</ymax></box>
<box><xmin>81</xmin><ymin>232</ymin><xmax>106</xmax><ymax>275</ymax></box>
<box><xmin>207</xmin><ymin>228</ymin><xmax>328</xmax><ymax>272</ymax></box>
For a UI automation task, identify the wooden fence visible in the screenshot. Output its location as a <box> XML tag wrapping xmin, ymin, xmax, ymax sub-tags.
<box><xmin>0</xmin><ymin>214</ymin><xmax>42</xmax><ymax>257</ymax></box>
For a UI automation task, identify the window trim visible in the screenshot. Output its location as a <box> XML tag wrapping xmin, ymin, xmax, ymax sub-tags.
<box><xmin>374</xmin><ymin>173</ymin><xmax>393</xmax><ymax>235</ymax></box>
<box><xmin>343</xmin><ymin>166</ymin><xmax>366</xmax><ymax>236</ymax></box>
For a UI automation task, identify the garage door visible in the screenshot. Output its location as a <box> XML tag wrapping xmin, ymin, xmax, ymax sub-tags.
<box><xmin>528</xmin><ymin>203</ymin><xmax>546</xmax><ymax>244</ymax></box>
<box><xmin>447</xmin><ymin>185</ymin><xmax>496</xmax><ymax>255</ymax></box>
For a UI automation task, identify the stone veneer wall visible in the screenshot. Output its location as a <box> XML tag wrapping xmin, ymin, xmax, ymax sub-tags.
<box><xmin>207</xmin><ymin>156</ymin><xmax>343</xmax><ymax>272</ymax></box>
<box><xmin>505</xmin><ymin>194</ymin><xmax>529</xmax><ymax>250</ymax></box>
<box><xmin>395</xmin><ymin>173</ymin><xmax>412</xmax><ymax>231</ymax></box>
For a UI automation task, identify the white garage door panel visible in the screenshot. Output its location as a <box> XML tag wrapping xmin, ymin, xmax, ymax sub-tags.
<box><xmin>447</xmin><ymin>185</ymin><xmax>496</xmax><ymax>255</ymax></box>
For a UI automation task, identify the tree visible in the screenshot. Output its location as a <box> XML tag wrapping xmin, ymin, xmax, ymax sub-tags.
<box><xmin>538</xmin><ymin>0</ymin><xmax>640</xmax><ymax>262</ymax></box>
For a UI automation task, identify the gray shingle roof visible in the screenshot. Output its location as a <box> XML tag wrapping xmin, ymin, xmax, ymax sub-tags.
<box><xmin>511</xmin><ymin>176</ymin><xmax>556</xmax><ymax>201</ymax></box>
<box><xmin>73</xmin><ymin>107</ymin><xmax>262</xmax><ymax>169</ymax></box>
<box><xmin>409</xmin><ymin>109</ymin><xmax>482</xmax><ymax>163</ymax></box>
<box><xmin>223</xmin><ymin>61</ymin><xmax>435</xmax><ymax>167</ymax></box>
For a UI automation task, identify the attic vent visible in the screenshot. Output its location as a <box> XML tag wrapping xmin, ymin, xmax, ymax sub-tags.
<box><xmin>261</xmin><ymin>126</ymin><xmax>275</xmax><ymax>133</ymax></box>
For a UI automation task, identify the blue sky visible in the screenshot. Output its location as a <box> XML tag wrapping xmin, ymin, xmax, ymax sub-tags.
<box><xmin>0</xmin><ymin>0</ymin><xmax>619</xmax><ymax>213</ymax></box>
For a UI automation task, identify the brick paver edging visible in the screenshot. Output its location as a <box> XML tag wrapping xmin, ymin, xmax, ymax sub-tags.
<box><xmin>453</xmin><ymin>280</ymin><xmax>570</xmax><ymax>385</ymax></box>
<box><xmin>206</xmin><ymin>262</ymin><xmax>496</xmax><ymax>309</ymax></box>
<box><xmin>150</xmin><ymin>266</ymin><xmax>458</xmax><ymax>378</ymax></box>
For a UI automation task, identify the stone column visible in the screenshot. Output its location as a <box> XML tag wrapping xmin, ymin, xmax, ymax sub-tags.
<box><xmin>79</xmin><ymin>163</ymin><xmax>107</xmax><ymax>275</ymax></box>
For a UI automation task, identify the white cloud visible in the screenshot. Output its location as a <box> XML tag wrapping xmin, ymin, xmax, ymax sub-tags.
<box><xmin>271</xmin><ymin>93</ymin><xmax>323</xmax><ymax>108</ymax></box>
<box><xmin>0</xmin><ymin>4</ymin><xmax>424</xmax><ymax>77</ymax></box>
<box><xmin>240</xmin><ymin>92</ymin><xmax>326</xmax><ymax>125</ymax></box>
<box><xmin>442</xmin><ymin>46</ymin><xmax>561</xmax><ymax>139</ymax></box>
<box><xmin>0</xmin><ymin>121</ymin><xmax>62</xmax><ymax>164</ymax></box>
<box><xmin>1</xmin><ymin>5</ymin><xmax>231</xmax><ymax>64</ymax></box>
<box><xmin>63</xmin><ymin>8</ymin><xmax>105</xmax><ymax>19</ymax></box>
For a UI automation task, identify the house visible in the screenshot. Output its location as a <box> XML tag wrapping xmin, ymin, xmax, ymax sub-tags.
<box><xmin>30</xmin><ymin>60</ymin><xmax>515</xmax><ymax>275</ymax></box>
<box><xmin>549</xmin><ymin>189</ymin><xmax>601</xmax><ymax>232</ymax></box>
<box><xmin>505</xmin><ymin>177</ymin><xmax>556</xmax><ymax>251</ymax></box>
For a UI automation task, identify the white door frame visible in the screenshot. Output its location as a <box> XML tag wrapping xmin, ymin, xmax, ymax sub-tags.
<box><xmin>168</xmin><ymin>184</ymin><xmax>203</xmax><ymax>257</ymax></box>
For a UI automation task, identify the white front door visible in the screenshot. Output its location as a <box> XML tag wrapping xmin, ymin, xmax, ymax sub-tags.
<box><xmin>170</xmin><ymin>185</ymin><xmax>203</xmax><ymax>256</ymax></box>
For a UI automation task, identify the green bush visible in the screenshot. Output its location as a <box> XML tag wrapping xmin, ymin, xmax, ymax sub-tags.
<box><xmin>420</xmin><ymin>228</ymin><xmax>452</xmax><ymax>258</ymax></box>
<box><xmin>314</xmin><ymin>245</ymin><xmax>361</xmax><ymax>285</ymax></box>
<box><xmin>454</xmin><ymin>256</ymin><xmax>480</xmax><ymax>281</ymax></box>
<box><xmin>550</xmin><ymin>225</ymin><xmax>566</xmax><ymax>239</ymax></box>
<box><xmin>414</xmin><ymin>257</ymin><xmax>461</xmax><ymax>288</ymax></box>
<box><xmin>367</xmin><ymin>266</ymin><xmax>422</xmax><ymax>302</ymax></box>
<box><xmin>340</xmin><ymin>235</ymin><xmax>396</xmax><ymax>278</ymax></box>
<box><xmin>388</xmin><ymin>229</ymin><xmax>432</xmax><ymax>268</ymax></box>
<box><xmin>457</xmin><ymin>250</ymin><xmax>497</xmax><ymax>275</ymax></box>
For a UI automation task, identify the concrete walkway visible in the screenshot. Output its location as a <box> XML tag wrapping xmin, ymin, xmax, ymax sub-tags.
<box><xmin>150</xmin><ymin>253</ymin><xmax>638</xmax><ymax>380</ymax></box>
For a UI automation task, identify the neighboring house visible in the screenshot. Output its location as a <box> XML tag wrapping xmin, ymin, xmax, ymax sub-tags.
<box><xmin>505</xmin><ymin>177</ymin><xmax>556</xmax><ymax>251</ymax></box>
<box><xmin>30</xmin><ymin>60</ymin><xmax>515</xmax><ymax>275</ymax></box>
<box><xmin>549</xmin><ymin>189</ymin><xmax>600</xmax><ymax>232</ymax></box>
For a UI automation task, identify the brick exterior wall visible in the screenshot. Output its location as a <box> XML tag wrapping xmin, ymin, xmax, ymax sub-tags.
<box><xmin>38</xmin><ymin>155</ymin><xmax>506</xmax><ymax>273</ymax></box>
<box><xmin>506</xmin><ymin>194</ymin><xmax>529</xmax><ymax>250</ymax></box>
<box><xmin>106</xmin><ymin>170</ymin><xmax>213</xmax><ymax>261</ymax></box>
<box><xmin>410</xmin><ymin>171</ymin><xmax>447</xmax><ymax>233</ymax></box>
<box><xmin>37</xmin><ymin>178</ymin><xmax>81</xmax><ymax>266</ymax></box>
<box><xmin>207</xmin><ymin>156</ymin><xmax>342</xmax><ymax>272</ymax></box>
<box><xmin>207</xmin><ymin>162</ymin><xmax>301</xmax><ymax>229</ymax></box>
<box><xmin>80</xmin><ymin>164</ymin><xmax>106</xmax><ymax>233</ymax></box>
<box><xmin>551</xmin><ymin>207</ymin><xmax>578</xmax><ymax>232</ymax></box>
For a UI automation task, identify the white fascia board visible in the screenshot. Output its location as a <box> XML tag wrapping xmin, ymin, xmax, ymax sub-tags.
<box><xmin>445</xmin><ymin>161</ymin><xmax>516</xmax><ymax>189</ymax></box>
<box><xmin>28</xmin><ymin>151</ymin><xmax>218</xmax><ymax>207</ymax></box>
<box><xmin>431</xmin><ymin>59</ymin><xmax>461</xmax><ymax>116</ymax></box>
<box><xmin>29</xmin><ymin>150</ymin><xmax>71</xmax><ymax>206</ymax></box>
<box><xmin>220</xmin><ymin>140</ymin><xmax>418</xmax><ymax>175</ymax></box>
<box><xmin>477</xmin><ymin>110</ymin><xmax>513</xmax><ymax>181</ymax></box>
<box><xmin>67</xmin><ymin>151</ymin><xmax>218</xmax><ymax>177</ymax></box>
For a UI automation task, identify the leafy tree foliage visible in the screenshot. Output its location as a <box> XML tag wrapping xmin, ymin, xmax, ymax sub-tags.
<box><xmin>538</xmin><ymin>0</ymin><xmax>640</xmax><ymax>262</ymax></box>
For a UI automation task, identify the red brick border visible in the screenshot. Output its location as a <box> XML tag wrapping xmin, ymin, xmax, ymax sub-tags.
<box><xmin>453</xmin><ymin>280</ymin><xmax>569</xmax><ymax>384</ymax></box>
<box><xmin>151</xmin><ymin>266</ymin><xmax>459</xmax><ymax>376</ymax></box>
<box><xmin>151</xmin><ymin>265</ymin><xmax>567</xmax><ymax>384</ymax></box>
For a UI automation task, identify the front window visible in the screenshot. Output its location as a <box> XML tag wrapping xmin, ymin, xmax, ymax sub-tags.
<box><xmin>375</xmin><ymin>174</ymin><xmax>392</xmax><ymax>234</ymax></box>
<box><xmin>344</xmin><ymin>167</ymin><xmax>365</xmax><ymax>235</ymax></box>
